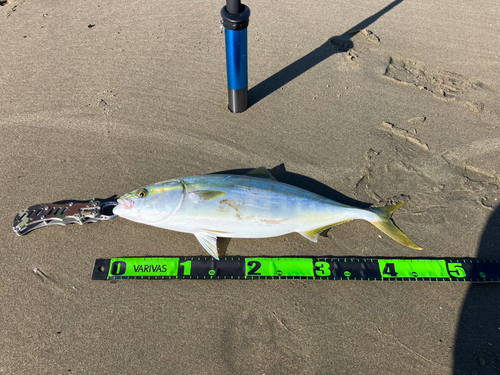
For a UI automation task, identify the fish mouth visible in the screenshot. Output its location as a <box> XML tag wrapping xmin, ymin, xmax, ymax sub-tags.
<box><xmin>117</xmin><ymin>198</ymin><xmax>134</xmax><ymax>210</ymax></box>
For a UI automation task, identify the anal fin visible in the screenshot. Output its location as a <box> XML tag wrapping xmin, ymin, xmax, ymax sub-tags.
<box><xmin>298</xmin><ymin>220</ymin><xmax>353</xmax><ymax>242</ymax></box>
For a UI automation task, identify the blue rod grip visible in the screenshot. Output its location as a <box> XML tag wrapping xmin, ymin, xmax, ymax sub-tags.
<box><xmin>221</xmin><ymin>3</ymin><xmax>250</xmax><ymax>113</ymax></box>
<box><xmin>225</xmin><ymin>28</ymin><xmax>248</xmax><ymax>91</ymax></box>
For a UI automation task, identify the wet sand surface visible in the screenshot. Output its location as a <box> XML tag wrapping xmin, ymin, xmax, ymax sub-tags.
<box><xmin>2</xmin><ymin>0</ymin><xmax>500</xmax><ymax>373</ymax></box>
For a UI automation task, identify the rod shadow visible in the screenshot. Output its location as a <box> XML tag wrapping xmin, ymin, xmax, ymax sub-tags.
<box><xmin>248</xmin><ymin>0</ymin><xmax>404</xmax><ymax>107</ymax></box>
<box><xmin>453</xmin><ymin>205</ymin><xmax>500</xmax><ymax>374</ymax></box>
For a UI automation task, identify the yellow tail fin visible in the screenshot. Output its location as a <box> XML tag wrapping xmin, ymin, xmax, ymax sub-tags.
<box><xmin>369</xmin><ymin>202</ymin><xmax>422</xmax><ymax>250</ymax></box>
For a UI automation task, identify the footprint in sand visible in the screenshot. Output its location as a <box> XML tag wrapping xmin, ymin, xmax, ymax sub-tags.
<box><xmin>383</xmin><ymin>56</ymin><xmax>484</xmax><ymax>102</ymax></box>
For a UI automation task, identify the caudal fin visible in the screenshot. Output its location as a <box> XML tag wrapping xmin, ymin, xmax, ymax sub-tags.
<box><xmin>368</xmin><ymin>202</ymin><xmax>422</xmax><ymax>250</ymax></box>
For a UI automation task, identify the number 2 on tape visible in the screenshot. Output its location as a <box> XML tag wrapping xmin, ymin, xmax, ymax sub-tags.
<box><xmin>247</xmin><ymin>261</ymin><xmax>261</xmax><ymax>275</ymax></box>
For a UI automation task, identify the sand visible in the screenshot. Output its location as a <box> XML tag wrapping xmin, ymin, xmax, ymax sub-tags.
<box><xmin>2</xmin><ymin>0</ymin><xmax>500</xmax><ymax>373</ymax></box>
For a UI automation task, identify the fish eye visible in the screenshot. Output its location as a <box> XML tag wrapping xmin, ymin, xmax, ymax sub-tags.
<box><xmin>136</xmin><ymin>189</ymin><xmax>148</xmax><ymax>198</ymax></box>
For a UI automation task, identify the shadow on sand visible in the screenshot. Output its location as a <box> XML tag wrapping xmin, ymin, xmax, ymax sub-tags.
<box><xmin>248</xmin><ymin>0</ymin><xmax>404</xmax><ymax>107</ymax></box>
<box><xmin>453</xmin><ymin>205</ymin><xmax>500</xmax><ymax>374</ymax></box>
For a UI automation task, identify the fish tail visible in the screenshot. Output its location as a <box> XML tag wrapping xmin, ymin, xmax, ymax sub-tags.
<box><xmin>368</xmin><ymin>202</ymin><xmax>422</xmax><ymax>250</ymax></box>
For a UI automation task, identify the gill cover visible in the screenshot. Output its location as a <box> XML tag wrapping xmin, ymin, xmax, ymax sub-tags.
<box><xmin>114</xmin><ymin>180</ymin><xmax>185</xmax><ymax>223</ymax></box>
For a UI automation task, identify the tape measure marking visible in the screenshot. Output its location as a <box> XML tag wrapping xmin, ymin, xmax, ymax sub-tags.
<box><xmin>92</xmin><ymin>257</ymin><xmax>500</xmax><ymax>282</ymax></box>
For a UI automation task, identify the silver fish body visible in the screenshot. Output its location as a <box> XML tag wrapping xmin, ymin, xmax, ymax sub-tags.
<box><xmin>114</xmin><ymin>168</ymin><xmax>421</xmax><ymax>259</ymax></box>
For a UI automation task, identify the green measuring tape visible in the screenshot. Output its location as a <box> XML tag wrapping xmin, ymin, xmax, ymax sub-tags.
<box><xmin>92</xmin><ymin>257</ymin><xmax>500</xmax><ymax>282</ymax></box>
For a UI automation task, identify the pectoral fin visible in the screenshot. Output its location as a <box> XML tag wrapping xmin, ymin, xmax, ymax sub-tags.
<box><xmin>194</xmin><ymin>232</ymin><xmax>220</xmax><ymax>260</ymax></box>
<box><xmin>246</xmin><ymin>167</ymin><xmax>278</xmax><ymax>181</ymax></box>
<box><xmin>189</xmin><ymin>190</ymin><xmax>226</xmax><ymax>203</ymax></box>
<box><xmin>298</xmin><ymin>220</ymin><xmax>353</xmax><ymax>242</ymax></box>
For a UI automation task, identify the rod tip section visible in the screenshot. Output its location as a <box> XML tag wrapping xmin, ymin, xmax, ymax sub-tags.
<box><xmin>226</xmin><ymin>0</ymin><xmax>242</xmax><ymax>15</ymax></box>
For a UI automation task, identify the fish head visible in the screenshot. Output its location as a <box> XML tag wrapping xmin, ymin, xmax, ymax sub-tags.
<box><xmin>113</xmin><ymin>180</ymin><xmax>185</xmax><ymax>224</ymax></box>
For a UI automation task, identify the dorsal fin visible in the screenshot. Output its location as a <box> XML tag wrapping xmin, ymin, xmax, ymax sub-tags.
<box><xmin>246</xmin><ymin>167</ymin><xmax>277</xmax><ymax>181</ymax></box>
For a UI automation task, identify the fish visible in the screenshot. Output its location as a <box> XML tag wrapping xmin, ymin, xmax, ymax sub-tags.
<box><xmin>113</xmin><ymin>167</ymin><xmax>421</xmax><ymax>259</ymax></box>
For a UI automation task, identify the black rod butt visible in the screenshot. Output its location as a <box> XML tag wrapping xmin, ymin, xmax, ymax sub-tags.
<box><xmin>228</xmin><ymin>88</ymin><xmax>248</xmax><ymax>113</ymax></box>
